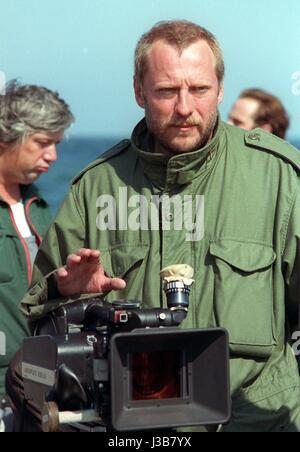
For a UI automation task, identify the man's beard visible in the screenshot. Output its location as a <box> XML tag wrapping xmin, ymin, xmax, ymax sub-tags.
<box><xmin>146</xmin><ymin>110</ymin><xmax>218</xmax><ymax>155</ymax></box>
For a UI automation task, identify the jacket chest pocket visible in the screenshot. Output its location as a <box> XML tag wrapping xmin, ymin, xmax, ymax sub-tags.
<box><xmin>210</xmin><ymin>240</ymin><xmax>276</xmax><ymax>358</ymax></box>
<box><xmin>100</xmin><ymin>244</ymin><xmax>149</xmax><ymax>302</ymax></box>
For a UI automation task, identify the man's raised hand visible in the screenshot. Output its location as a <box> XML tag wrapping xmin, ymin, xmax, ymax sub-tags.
<box><xmin>56</xmin><ymin>248</ymin><xmax>126</xmax><ymax>297</ymax></box>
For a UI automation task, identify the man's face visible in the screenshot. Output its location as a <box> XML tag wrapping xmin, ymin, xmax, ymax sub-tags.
<box><xmin>227</xmin><ymin>97</ymin><xmax>259</xmax><ymax>130</ymax></box>
<box><xmin>134</xmin><ymin>40</ymin><xmax>224</xmax><ymax>155</ymax></box>
<box><xmin>0</xmin><ymin>131</ymin><xmax>63</xmax><ymax>185</ymax></box>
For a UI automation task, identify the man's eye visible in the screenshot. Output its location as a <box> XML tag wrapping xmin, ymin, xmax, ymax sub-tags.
<box><xmin>37</xmin><ymin>141</ymin><xmax>50</xmax><ymax>146</ymax></box>
<box><xmin>191</xmin><ymin>87</ymin><xmax>209</xmax><ymax>95</ymax></box>
<box><xmin>158</xmin><ymin>88</ymin><xmax>176</xmax><ymax>97</ymax></box>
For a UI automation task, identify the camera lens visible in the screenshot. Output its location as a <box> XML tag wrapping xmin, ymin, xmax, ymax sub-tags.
<box><xmin>164</xmin><ymin>281</ymin><xmax>191</xmax><ymax>310</ymax></box>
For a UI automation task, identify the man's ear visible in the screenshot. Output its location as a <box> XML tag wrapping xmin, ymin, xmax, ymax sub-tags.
<box><xmin>0</xmin><ymin>142</ymin><xmax>6</xmax><ymax>153</ymax></box>
<box><xmin>134</xmin><ymin>76</ymin><xmax>145</xmax><ymax>108</ymax></box>
<box><xmin>217</xmin><ymin>84</ymin><xmax>224</xmax><ymax>105</ymax></box>
<box><xmin>259</xmin><ymin>123</ymin><xmax>273</xmax><ymax>133</ymax></box>
<box><xmin>0</xmin><ymin>141</ymin><xmax>13</xmax><ymax>155</ymax></box>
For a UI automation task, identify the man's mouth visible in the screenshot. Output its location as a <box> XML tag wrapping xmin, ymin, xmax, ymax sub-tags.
<box><xmin>170</xmin><ymin>124</ymin><xmax>198</xmax><ymax>132</ymax></box>
<box><xmin>173</xmin><ymin>124</ymin><xmax>195</xmax><ymax>128</ymax></box>
<box><xmin>36</xmin><ymin>167</ymin><xmax>49</xmax><ymax>173</ymax></box>
<box><xmin>170</xmin><ymin>119</ymin><xmax>200</xmax><ymax>129</ymax></box>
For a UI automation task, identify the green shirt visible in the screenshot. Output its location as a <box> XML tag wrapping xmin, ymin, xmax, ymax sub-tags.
<box><xmin>0</xmin><ymin>185</ymin><xmax>51</xmax><ymax>395</ymax></box>
<box><xmin>21</xmin><ymin>119</ymin><xmax>300</xmax><ymax>431</ymax></box>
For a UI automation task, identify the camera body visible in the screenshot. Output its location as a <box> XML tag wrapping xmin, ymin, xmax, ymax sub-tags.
<box><xmin>22</xmin><ymin>297</ymin><xmax>230</xmax><ymax>431</ymax></box>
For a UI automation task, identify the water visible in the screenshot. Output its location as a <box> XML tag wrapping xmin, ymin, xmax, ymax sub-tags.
<box><xmin>37</xmin><ymin>137</ymin><xmax>300</xmax><ymax>217</ymax></box>
<box><xmin>292</xmin><ymin>141</ymin><xmax>300</xmax><ymax>151</ymax></box>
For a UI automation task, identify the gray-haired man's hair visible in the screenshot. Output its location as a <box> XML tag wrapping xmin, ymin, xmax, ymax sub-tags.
<box><xmin>0</xmin><ymin>80</ymin><xmax>74</xmax><ymax>143</ymax></box>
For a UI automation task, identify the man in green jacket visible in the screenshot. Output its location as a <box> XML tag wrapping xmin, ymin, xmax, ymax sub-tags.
<box><xmin>7</xmin><ymin>21</ymin><xmax>300</xmax><ymax>432</ymax></box>
<box><xmin>0</xmin><ymin>81</ymin><xmax>74</xmax><ymax>397</ymax></box>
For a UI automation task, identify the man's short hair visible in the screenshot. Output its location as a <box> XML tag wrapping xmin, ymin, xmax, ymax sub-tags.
<box><xmin>134</xmin><ymin>20</ymin><xmax>225</xmax><ymax>86</ymax></box>
<box><xmin>0</xmin><ymin>80</ymin><xmax>74</xmax><ymax>144</ymax></box>
<box><xmin>239</xmin><ymin>88</ymin><xmax>289</xmax><ymax>139</ymax></box>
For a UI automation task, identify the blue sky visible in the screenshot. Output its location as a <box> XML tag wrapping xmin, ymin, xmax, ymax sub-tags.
<box><xmin>1</xmin><ymin>0</ymin><xmax>300</xmax><ymax>141</ymax></box>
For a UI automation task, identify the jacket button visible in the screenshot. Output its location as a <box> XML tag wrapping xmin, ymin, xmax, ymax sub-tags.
<box><xmin>248</xmin><ymin>132</ymin><xmax>260</xmax><ymax>141</ymax></box>
<box><xmin>165</xmin><ymin>212</ymin><xmax>174</xmax><ymax>221</ymax></box>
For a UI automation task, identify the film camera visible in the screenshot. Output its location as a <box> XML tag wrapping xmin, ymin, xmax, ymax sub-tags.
<box><xmin>22</xmin><ymin>265</ymin><xmax>231</xmax><ymax>432</ymax></box>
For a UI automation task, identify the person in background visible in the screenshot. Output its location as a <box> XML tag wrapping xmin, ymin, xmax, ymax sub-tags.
<box><xmin>0</xmin><ymin>81</ymin><xmax>74</xmax><ymax>398</ymax></box>
<box><xmin>228</xmin><ymin>88</ymin><xmax>289</xmax><ymax>138</ymax></box>
<box><xmin>6</xmin><ymin>21</ymin><xmax>300</xmax><ymax>432</ymax></box>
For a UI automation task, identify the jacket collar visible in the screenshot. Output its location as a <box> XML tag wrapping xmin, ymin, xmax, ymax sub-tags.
<box><xmin>131</xmin><ymin>115</ymin><xmax>224</xmax><ymax>190</ymax></box>
<box><xmin>20</xmin><ymin>184</ymin><xmax>43</xmax><ymax>202</ymax></box>
<box><xmin>0</xmin><ymin>184</ymin><xmax>43</xmax><ymax>204</ymax></box>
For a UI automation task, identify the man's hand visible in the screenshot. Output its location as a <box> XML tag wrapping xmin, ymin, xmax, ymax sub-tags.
<box><xmin>56</xmin><ymin>248</ymin><xmax>126</xmax><ymax>297</ymax></box>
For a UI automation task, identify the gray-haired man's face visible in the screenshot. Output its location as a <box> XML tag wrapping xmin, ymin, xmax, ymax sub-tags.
<box><xmin>0</xmin><ymin>131</ymin><xmax>63</xmax><ymax>185</ymax></box>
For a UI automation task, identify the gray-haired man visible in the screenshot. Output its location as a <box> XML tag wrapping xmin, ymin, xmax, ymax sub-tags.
<box><xmin>0</xmin><ymin>80</ymin><xmax>74</xmax><ymax>396</ymax></box>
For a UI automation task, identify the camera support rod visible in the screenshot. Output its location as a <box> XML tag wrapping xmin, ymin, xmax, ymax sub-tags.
<box><xmin>42</xmin><ymin>401</ymin><xmax>102</xmax><ymax>432</ymax></box>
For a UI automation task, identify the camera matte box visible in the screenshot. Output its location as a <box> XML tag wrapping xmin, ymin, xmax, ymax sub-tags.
<box><xmin>110</xmin><ymin>327</ymin><xmax>231</xmax><ymax>431</ymax></box>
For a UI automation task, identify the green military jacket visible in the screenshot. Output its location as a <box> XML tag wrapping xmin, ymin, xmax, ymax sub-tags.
<box><xmin>0</xmin><ymin>185</ymin><xmax>51</xmax><ymax>395</ymax></box>
<box><xmin>21</xmin><ymin>119</ymin><xmax>300</xmax><ymax>431</ymax></box>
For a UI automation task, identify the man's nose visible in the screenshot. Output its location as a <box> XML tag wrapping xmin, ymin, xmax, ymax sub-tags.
<box><xmin>175</xmin><ymin>91</ymin><xmax>193</xmax><ymax>117</ymax></box>
<box><xmin>44</xmin><ymin>145</ymin><xmax>57</xmax><ymax>163</ymax></box>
